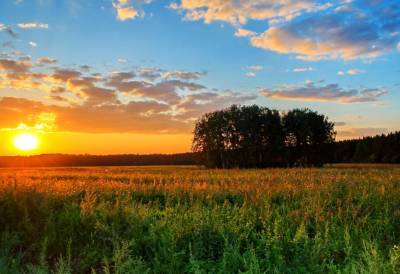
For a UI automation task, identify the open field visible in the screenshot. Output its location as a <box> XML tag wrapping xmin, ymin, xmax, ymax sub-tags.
<box><xmin>1</xmin><ymin>166</ymin><xmax>400</xmax><ymax>273</ymax></box>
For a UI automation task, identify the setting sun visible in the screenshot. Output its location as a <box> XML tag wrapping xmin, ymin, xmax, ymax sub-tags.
<box><xmin>13</xmin><ymin>133</ymin><xmax>39</xmax><ymax>151</ymax></box>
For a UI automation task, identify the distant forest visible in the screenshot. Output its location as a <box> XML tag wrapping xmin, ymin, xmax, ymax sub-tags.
<box><xmin>0</xmin><ymin>153</ymin><xmax>197</xmax><ymax>167</ymax></box>
<box><xmin>333</xmin><ymin>131</ymin><xmax>400</xmax><ymax>164</ymax></box>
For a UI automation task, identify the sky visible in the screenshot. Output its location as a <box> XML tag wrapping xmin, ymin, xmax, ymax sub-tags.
<box><xmin>0</xmin><ymin>0</ymin><xmax>399</xmax><ymax>155</ymax></box>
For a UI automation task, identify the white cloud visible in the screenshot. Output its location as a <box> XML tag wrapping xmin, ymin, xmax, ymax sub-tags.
<box><xmin>114</xmin><ymin>6</ymin><xmax>138</xmax><ymax>20</ymax></box>
<box><xmin>234</xmin><ymin>28</ymin><xmax>256</xmax><ymax>37</ymax></box>
<box><xmin>29</xmin><ymin>41</ymin><xmax>37</xmax><ymax>48</ymax></box>
<box><xmin>17</xmin><ymin>23</ymin><xmax>48</xmax><ymax>29</ymax></box>
<box><xmin>293</xmin><ymin>67</ymin><xmax>314</xmax><ymax>72</ymax></box>
<box><xmin>112</xmin><ymin>0</ymin><xmax>152</xmax><ymax>21</ymax></box>
<box><xmin>347</xmin><ymin>69</ymin><xmax>362</xmax><ymax>75</ymax></box>
<box><xmin>337</xmin><ymin>69</ymin><xmax>363</xmax><ymax>75</ymax></box>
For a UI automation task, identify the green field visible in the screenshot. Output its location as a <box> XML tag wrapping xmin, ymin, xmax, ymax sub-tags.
<box><xmin>0</xmin><ymin>166</ymin><xmax>399</xmax><ymax>273</ymax></box>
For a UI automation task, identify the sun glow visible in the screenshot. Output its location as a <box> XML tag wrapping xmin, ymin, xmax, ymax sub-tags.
<box><xmin>13</xmin><ymin>133</ymin><xmax>39</xmax><ymax>151</ymax></box>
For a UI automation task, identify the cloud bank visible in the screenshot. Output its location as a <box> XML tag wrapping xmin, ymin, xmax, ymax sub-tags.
<box><xmin>172</xmin><ymin>0</ymin><xmax>400</xmax><ymax>60</ymax></box>
<box><xmin>0</xmin><ymin>55</ymin><xmax>256</xmax><ymax>134</ymax></box>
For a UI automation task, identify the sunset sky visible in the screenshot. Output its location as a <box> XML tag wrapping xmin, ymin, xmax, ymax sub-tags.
<box><xmin>0</xmin><ymin>0</ymin><xmax>399</xmax><ymax>155</ymax></box>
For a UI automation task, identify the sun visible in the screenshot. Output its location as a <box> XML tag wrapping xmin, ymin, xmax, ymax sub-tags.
<box><xmin>13</xmin><ymin>133</ymin><xmax>39</xmax><ymax>151</ymax></box>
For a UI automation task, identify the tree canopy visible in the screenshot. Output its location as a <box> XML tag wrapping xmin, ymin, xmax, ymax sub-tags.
<box><xmin>192</xmin><ymin>105</ymin><xmax>336</xmax><ymax>168</ymax></box>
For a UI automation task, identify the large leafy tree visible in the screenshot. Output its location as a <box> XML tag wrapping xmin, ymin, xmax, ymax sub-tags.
<box><xmin>192</xmin><ymin>109</ymin><xmax>229</xmax><ymax>167</ymax></box>
<box><xmin>283</xmin><ymin>109</ymin><xmax>336</xmax><ymax>167</ymax></box>
<box><xmin>192</xmin><ymin>105</ymin><xmax>284</xmax><ymax>168</ymax></box>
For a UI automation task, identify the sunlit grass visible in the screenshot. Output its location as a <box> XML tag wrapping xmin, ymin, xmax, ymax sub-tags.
<box><xmin>0</xmin><ymin>166</ymin><xmax>399</xmax><ymax>273</ymax></box>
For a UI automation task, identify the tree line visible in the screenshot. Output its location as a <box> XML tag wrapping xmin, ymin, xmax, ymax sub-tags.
<box><xmin>0</xmin><ymin>153</ymin><xmax>197</xmax><ymax>167</ymax></box>
<box><xmin>192</xmin><ymin>105</ymin><xmax>335</xmax><ymax>168</ymax></box>
<box><xmin>333</xmin><ymin>131</ymin><xmax>400</xmax><ymax>164</ymax></box>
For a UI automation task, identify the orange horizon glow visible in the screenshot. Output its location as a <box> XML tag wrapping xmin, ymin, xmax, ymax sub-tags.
<box><xmin>1</xmin><ymin>130</ymin><xmax>193</xmax><ymax>156</ymax></box>
<box><xmin>0</xmin><ymin>127</ymin><xmax>388</xmax><ymax>156</ymax></box>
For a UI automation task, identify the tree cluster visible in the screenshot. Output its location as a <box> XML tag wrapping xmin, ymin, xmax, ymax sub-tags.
<box><xmin>333</xmin><ymin>131</ymin><xmax>400</xmax><ymax>163</ymax></box>
<box><xmin>192</xmin><ymin>105</ymin><xmax>336</xmax><ymax>168</ymax></box>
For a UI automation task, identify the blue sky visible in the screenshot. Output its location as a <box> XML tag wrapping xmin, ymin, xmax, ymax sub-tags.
<box><xmin>0</xmin><ymin>0</ymin><xmax>399</xmax><ymax>151</ymax></box>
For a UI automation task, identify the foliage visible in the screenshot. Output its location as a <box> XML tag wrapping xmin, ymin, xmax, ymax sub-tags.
<box><xmin>192</xmin><ymin>105</ymin><xmax>284</xmax><ymax>168</ymax></box>
<box><xmin>334</xmin><ymin>131</ymin><xmax>400</xmax><ymax>164</ymax></box>
<box><xmin>193</xmin><ymin>105</ymin><xmax>335</xmax><ymax>168</ymax></box>
<box><xmin>0</xmin><ymin>166</ymin><xmax>399</xmax><ymax>273</ymax></box>
<box><xmin>283</xmin><ymin>108</ymin><xmax>335</xmax><ymax>167</ymax></box>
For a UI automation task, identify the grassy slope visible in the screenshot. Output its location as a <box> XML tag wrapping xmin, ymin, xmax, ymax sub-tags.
<box><xmin>0</xmin><ymin>166</ymin><xmax>399</xmax><ymax>273</ymax></box>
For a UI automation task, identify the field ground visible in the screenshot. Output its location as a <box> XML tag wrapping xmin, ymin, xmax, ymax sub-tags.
<box><xmin>0</xmin><ymin>166</ymin><xmax>400</xmax><ymax>273</ymax></box>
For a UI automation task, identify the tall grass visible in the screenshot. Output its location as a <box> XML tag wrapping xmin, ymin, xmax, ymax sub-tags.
<box><xmin>0</xmin><ymin>166</ymin><xmax>399</xmax><ymax>273</ymax></box>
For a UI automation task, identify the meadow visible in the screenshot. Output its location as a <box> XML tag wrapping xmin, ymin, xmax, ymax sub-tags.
<box><xmin>0</xmin><ymin>166</ymin><xmax>399</xmax><ymax>273</ymax></box>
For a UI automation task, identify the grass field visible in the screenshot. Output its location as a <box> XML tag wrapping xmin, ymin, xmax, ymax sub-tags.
<box><xmin>0</xmin><ymin>166</ymin><xmax>400</xmax><ymax>273</ymax></box>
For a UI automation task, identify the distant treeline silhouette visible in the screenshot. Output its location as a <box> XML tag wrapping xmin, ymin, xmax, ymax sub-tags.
<box><xmin>333</xmin><ymin>131</ymin><xmax>400</xmax><ymax>164</ymax></box>
<box><xmin>0</xmin><ymin>153</ymin><xmax>197</xmax><ymax>167</ymax></box>
<box><xmin>193</xmin><ymin>105</ymin><xmax>335</xmax><ymax>168</ymax></box>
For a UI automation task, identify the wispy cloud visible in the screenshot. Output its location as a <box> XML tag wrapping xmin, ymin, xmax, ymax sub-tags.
<box><xmin>337</xmin><ymin>69</ymin><xmax>363</xmax><ymax>75</ymax></box>
<box><xmin>37</xmin><ymin>57</ymin><xmax>57</xmax><ymax>65</ymax></box>
<box><xmin>162</xmin><ymin>70</ymin><xmax>206</xmax><ymax>80</ymax></box>
<box><xmin>17</xmin><ymin>22</ymin><xmax>48</xmax><ymax>29</ymax></box>
<box><xmin>293</xmin><ymin>67</ymin><xmax>314</xmax><ymax>72</ymax></box>
<box><xmin>234</xmin><ymin>28</ymin><xmax>256</xmax><ymax>37</ymax></box>
<box><xmin>337</xmin><ymin>127</ymin><xmax>389</xmax><ymax>140</ymax></box>
<box><xmin>260</xmin><ymin>81</ymin><xmax>387</xmax><ymax>103</ymax></box>
<box><xmin>0</xmin><ymin>23</ymin><xmax>17</xmax><ymax>38</ymax></box>
<box><xmin>244</xmin><ymin>65</ymin><xmax>263</xmax><ymax>77</ymax></box>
